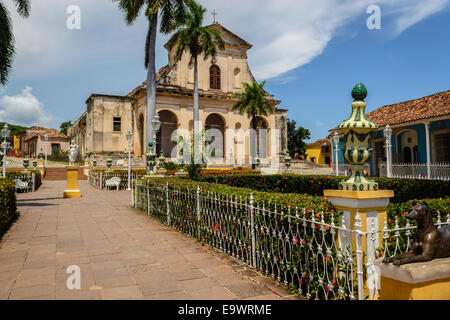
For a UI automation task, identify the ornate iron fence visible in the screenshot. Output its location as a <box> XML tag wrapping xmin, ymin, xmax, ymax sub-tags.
<box><xmin>133</xmin><ymin>181</ymin><xmax>365</xmax><ymax>299</ymax></box>
<box><xmin>132</xmin><ymin>180</ymin><xmax>450</xmax><ymax>300</ymax></box>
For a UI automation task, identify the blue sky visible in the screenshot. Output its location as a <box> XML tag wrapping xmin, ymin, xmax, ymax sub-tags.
<box><xmin>0</xmin><ymin>0</ymin><xmax>449</xmax><ymax>142</ymax></box>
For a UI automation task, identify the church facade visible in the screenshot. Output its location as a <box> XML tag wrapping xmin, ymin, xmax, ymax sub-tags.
<box><xmin>68</xmin><ymin>23</ymin><xmax>288</xmax><ymax>167</ymax></box>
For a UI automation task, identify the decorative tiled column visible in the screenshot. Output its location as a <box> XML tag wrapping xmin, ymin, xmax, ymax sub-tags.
<box><xmin>324</xmin><ymin>83</ymin><xmax>395</xmax><ymax>298</ymax></box>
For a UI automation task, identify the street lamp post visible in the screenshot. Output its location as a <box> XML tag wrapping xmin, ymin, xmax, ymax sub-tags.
<box><xmin>44</xmin><ymin>133</ymin><xmax>48</xmax><ymax>167</ymax></box>
<box><xmin>126</xmin><ymin>128</ymin><xmax>133</xmax><ymax>190</ymax></box>
<box><xmin>333</xmin><ymin>131</ymin><xmax>340</xmax><ymax>176</ymax></box>
<box><xmin>151</xmin><ymin>114</ymin><xmax>161</xmax><ymax>174</ymax></box>
<box><xmin>1</xmin><ymin>124</ymin><xmax>11</xmax><ymax>177</ymax></box>
<box><xmin>383</xmin><ymin>124</ymin><xmax>393</xmax><ymax>178</ymax></box>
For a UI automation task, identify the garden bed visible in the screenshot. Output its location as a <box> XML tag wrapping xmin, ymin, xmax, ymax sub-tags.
<box><xmin>0</xmin><ymin>178</ymin><xmax>17</xmax><ymax>237</ymax></box>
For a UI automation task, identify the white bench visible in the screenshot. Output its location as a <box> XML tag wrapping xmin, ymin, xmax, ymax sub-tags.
<box><xmin>105</xmin><ymin>177</ymin><xmax>121</xmax><ymax>190</ymax></box>
<box><xmin>14</xmin><ymin>179</ymin><xmax>29</xmax><ymax>193</ymax></box>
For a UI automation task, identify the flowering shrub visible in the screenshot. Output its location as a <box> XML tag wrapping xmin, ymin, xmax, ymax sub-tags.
<box><xmin>133</xmin><ymin>178</ymin><xmax>359</xmax><ymax>300</ymax></box>
<box><xmin>137</xmin><ymin>177</ymin><xmax>336</xmax><ymax>214</ymax></box>
<box><xmin>195</xmin><ymin>174</ymin><xmax>450</xmax><ymax>203</ymax></box>
<box><xmin>0</xmin><ymin>178</ymin><xmax>17</xmax><ymax>233</ymax></box>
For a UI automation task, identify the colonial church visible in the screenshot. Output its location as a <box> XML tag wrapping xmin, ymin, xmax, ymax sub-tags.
<box><xmin>68</xmin><ymin>23</ymin><xmax>288</xmax><ymax>167</ymax></box>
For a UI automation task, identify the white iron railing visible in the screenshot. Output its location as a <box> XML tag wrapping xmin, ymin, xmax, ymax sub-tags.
<box><xmin>131</xmin><ymin>180</ymin><xmax>449</xmax><ymax>300</ymax></box>
<box><xmin>88</xmin><ymin>171</ymin><xmax>146</xmax><ymax>190</ymax></box>
<box><xmin>379</xmin><ymin>161</ymin><xmax>450</xmax><ymax>180</ymax></box>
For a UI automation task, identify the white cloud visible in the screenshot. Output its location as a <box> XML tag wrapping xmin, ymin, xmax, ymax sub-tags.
<box><xmin>389</xmin><ymin>0</ymin><xmax>450</xmax><ymax>37</ymax></box>
<box><xmin>0</xmin><ymin>86</ymin><xmax>52</xmax><ymax>127</ymax></box>
<box><xmin>4</xmin><ymin>0</ymin><xmax>450</xmax><ymax>81</ymax></box>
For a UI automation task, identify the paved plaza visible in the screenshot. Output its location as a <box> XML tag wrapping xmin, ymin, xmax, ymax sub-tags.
<box><xmin>0</xmin><ymin>181</ymin><xmax>299</xmax><ymax>300</ymax></box>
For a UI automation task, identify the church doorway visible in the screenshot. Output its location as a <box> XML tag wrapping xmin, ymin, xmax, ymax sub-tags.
<box><xmin>137</xmin><ymin>113</ymin><xmax>144</xmax><ymax>156</ymax></box>
<box><xmin>205</xmin><ymin>113</ymin><xmax>225</xmax><ymax>159</ymax></box>
<box><xmin>251</xmin><ymin>116</ymin><xmax>269</xmax><ymax>158</ymax></box>
<box><xmin>156</xmin><ymin>110</ymin><xmax>178</xmax><ymax>159</ymax></box>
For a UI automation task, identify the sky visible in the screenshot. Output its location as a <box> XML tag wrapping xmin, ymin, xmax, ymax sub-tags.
<box><xmin>0</xmin><ymin>0</ymin><xmax>449</xmax><ymax>142</ymax></box>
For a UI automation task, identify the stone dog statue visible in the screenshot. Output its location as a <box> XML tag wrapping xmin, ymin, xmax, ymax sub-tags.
<box><xmin>383</xmin><ymin>202</ymin><xmax>450</xmax><ymax>266</ymax></box>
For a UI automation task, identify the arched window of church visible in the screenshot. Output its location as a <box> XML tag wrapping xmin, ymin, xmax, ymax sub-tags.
<box><xmin>210</xmin><ymin>65</ymin><xmax>221</xmax><ymax>90</ymax></box>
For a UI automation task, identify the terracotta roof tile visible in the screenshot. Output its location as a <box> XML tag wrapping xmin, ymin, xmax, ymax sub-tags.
<box><xmin>26</xmin><ymin>128</ymin><xmax>68</xmax><ymax>141</ymax></box>
<box><xmin>366</xmin><ymin>90</ymin><xmax>450</xmax><ymax>126</ymax></box>
<box><xmin>308</xmin><ymin>138</ymin><xmax>331</xmax><ymax>147</ymax></box>
<box><xmin>37</xmin><ymin>128</ymin><xmax>68</xmax><ymax>139</ymax></box>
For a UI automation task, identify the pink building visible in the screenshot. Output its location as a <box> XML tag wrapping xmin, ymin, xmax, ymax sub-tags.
<box><xmin>23</xmin><ymin>127</ymin><xmax>70</xmax><ymax>158</ymax></box>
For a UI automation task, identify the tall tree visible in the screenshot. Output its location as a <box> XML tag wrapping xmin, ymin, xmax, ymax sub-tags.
<box><xmin>287</xmin><ymin>118</ymin><xmax>310</xmax><ymax>158</ymax></box>
<box><xmin>59</xmin><ymin>121</ymin><xmax>72</xmax><ymax>135</ymax></box>
<box><xmin>232</xmin><ymin>80</ymin><xmax>275</xmax><ymax>167</ymax></box>
<box><xmin>115</xmin><ymin>0</ymin><xmax>186</xmax><ymax>155</ymax></box>
<box><xmin>0</xmin><ymin>0</ymin><xmax>31</xmax><ymax>85</ymax></box>
<box><xmin>166</xmin><ymin>0</ymin><xmax>224</xmax><ymax>164</ymax></box>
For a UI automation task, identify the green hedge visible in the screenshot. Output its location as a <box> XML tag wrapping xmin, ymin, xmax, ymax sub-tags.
<box><xmin>195</xmin><ymin>174</ymin><xmax>450</xmax><ymax>203</ymax></box>
<box><xmin>0</xmin><ymin>178</ymin><xmax>17</xmax><ymax>233</ymax></box>
<box><xmin>137</xmin><ymin>177</ymin><xmax>337</xmax><ymax>215</ymax></box>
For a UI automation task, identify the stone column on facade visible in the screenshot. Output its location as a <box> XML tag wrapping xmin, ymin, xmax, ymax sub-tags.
<box><xmin>424</xmin><ymin>121</ymin><xmax>431</xmax><ymax>179</ymax></box>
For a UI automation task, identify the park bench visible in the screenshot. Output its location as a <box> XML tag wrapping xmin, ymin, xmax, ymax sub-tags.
<box><xmin>14</xmin><ymin>179</ymin><xmax>29</xmax><ymax>193</ymax></box>
<box><xmin>105</xmin><ymin>177</ymin><xmax>121</xmax><ymax>190</ymax></box>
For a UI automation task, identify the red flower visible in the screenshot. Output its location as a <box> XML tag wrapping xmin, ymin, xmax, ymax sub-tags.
<box><xmin>275</xmin><ymin>257</ymin><xmax>279</xmax><ymax>262</ymax></box>
<box><xmin>295</xmin><ymin>237</ymin><xmax>300</xmax><ymax>244</ymax></box>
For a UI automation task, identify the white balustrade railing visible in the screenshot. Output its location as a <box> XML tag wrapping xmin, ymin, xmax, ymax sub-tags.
<box><xmin>88</xmin><ymin>171</ymin><xmax>145</xmax><ymax>190</ymax></box>
<box><xmin>379</xmin><ymin>161</ymin><xmax>450</xmax><ymax>180</ymax></box>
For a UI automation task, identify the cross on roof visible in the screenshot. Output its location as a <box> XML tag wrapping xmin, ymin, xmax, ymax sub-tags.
<box><xmin>211</xmin><ymin>10</ymin><xmax>218</xmax><ymax>23</ymax></box>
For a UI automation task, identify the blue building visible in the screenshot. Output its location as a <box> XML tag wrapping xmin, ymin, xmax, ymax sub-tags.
<box><xmin>330</xmin><ymin>90</ymin><xmax>450</xmax><ymax>178</ymax></box>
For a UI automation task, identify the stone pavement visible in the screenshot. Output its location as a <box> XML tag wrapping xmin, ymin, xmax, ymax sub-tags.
<box><xmin>0</xmin><ymin>181</ymin><xmax>300</xmax><ymax>300</ymax></box>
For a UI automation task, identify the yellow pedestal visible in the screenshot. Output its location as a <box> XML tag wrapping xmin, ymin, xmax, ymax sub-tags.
<box><xmin>324</xmin><ymin>189</ymin><xmax>395</xmax><ymax>298</ymax></box>
<box><xmin>323</xmin><ymin>189</ymin><xmax>394</xmax><ymax>247</ymax></box>
<box><xmin>377</xmin><ymin>258</ymin><xmax>450</xmax><ymax>300</ymax></box>
<box><xmin>63</xmin><ymin>166</ymin><xmax>81</xmax><ymax>198</ymax></box>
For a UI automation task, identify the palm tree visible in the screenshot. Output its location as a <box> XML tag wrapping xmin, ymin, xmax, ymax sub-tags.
<box><xmin>232</xmin><ymin>80</ymin><xmax>275</xmax><ymax>168</ymax></box>
<box><xmin>0</xmin><ymin>0</ymin><xmax>30</xmax><ymax>85</ymax></box>
<box><xmin>165</xmin><ymin>0</ymin><xmax>224</xmax><ymax>164</ymax></box>
<box><xmin>114</xmin><ymin>0</ymin><xmax>186</xmax><ymax>155</ymax></box>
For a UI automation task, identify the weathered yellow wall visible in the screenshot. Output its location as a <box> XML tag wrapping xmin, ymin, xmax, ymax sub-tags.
<box><xmin>380</xmin><ymin>276</ymin><xmax>450</xmax><ymax>300</ymax></box>
<box><xmin>13</xmin><ymin>135</ymin><xmax>20</xmax><ymax>151</ymax></box>
<box><xmin>306</xmin><ymin>146</ymin><xmax>323</xmax><ymax>163</ymax></box>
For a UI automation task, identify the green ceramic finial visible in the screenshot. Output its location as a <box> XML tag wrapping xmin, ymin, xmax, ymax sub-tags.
<box><xmin>148</xmin><ymin>142</ymin><xmax>153</xmax><ymax>148</ymax></box>
<box><xmin>351</xmin><ymin>82</ymin><xmax>367</xmax><ymax>101</ymax></box>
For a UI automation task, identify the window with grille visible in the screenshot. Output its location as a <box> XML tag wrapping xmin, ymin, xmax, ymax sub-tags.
<box><xmin>113</xmin><ymin>117</ymin><xmax>121</xmax><ymax>132</ymax></box>
<box><xmin>435</xmin><ymin>132</ymin><xmax>450</xmax><ymax>162</ymax></box>
<box><xmin>210</xmin><ymin>65</ymin><xmax>221</xmax><ymax>90</ymax></box>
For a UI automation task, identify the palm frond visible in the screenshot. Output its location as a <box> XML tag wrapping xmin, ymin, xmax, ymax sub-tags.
<box><xmin>12</xmin><ymin>0</ymin><xmax>30</xmax><ymax>17</ymax></box>
<box><xmin>0</xmin><ymin>3</ymin><xmax>15</xmax><ymax>85</ymax></box>
<box><xmin>232</xmin><ymin>80</ymin><xmax>274</xmax><ymax>119</ymax></box>
<box><xmin>115</xmin><ymin>0</ymin><xmax>146</xmax><ymax>24</ymax></box>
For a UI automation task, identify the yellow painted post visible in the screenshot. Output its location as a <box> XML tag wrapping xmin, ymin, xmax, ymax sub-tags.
<box><xmin>63</xmin><ymin>166</ymin><xmax>81</xmax><ymax>198</ymax></box>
